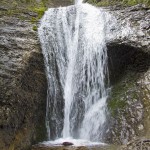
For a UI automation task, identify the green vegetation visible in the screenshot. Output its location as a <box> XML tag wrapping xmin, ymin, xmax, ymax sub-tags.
<box><xmin>107</xmin><ymin>83</ymin><xmax>127</xmax><ymax>116</ymax></box>
<box><xmin>32</xmin><ymin>25</ymin><xmax>37</xmax><ymax>31</ymax></box>
<box><xmin>31</xmin><ymin>4</ymin><xmax>46</xmax><ymax>19</ymax></box>
<box><xmin>85</xmin><ymin>0</ymin><xmax>150</xmax><ymax>7</ymax></box>
<box><xmin>107</xmin><ymin>72</ymin><xmax>139</xmax><ymax>117</ymax></box>
<box><xmin>0</xmin><ymin>0</ymin><xmax>48</xmax><ymax>19</ymax></box>
<box><xmin>1</xmin><ymin>0</ymin><xmax>49</xmax><ymax>32</ymax></box>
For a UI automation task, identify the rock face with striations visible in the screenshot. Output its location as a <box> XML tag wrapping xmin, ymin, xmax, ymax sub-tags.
<box><xmin>0</xmin><ymin>0</ymin><xmax>72</xmax><ymax>150</ymax></box>
<box><xmin>0</xmin><ymin>15</ymin><xmax>48</xmax><ymax>150</ymax></box>
<box><xmin>107</xmin><ymin>4</ymin><xmax>150</xmax><ymax>52</ymax></box>
<box><xmin>104</xmin><ymin>4</ymin><xmax>150</xmax><ymax>146</ymax></box>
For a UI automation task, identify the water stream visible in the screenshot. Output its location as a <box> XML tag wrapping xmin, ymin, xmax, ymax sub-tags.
<box><xmin>38</xmin><ymin>0</ymin><xmax>132</xmax><ymax>145</ymax></box>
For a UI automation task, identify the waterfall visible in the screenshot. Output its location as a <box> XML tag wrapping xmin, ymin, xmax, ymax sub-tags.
<box><xmin>75</xmin><ymin>0</ymin><xmax>83</xmax><ymax>4</ymax></box>
<box><xmin>38</xmin><ymin>0</ymin><xmax>125</xmax><ymax>144</ymax></box>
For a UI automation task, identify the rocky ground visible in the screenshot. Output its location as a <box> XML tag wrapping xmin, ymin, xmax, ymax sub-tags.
<box><xmin>32</xmin><ymin>144</ymin><xmax>118</xmax><ymax>150</ymax></box>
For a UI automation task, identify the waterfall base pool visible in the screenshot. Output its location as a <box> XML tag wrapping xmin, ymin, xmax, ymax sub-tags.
<box><xmin>42</xmin><ymin>138</ymin><xmax>106</xmax><ymax>146</ymax></box>
<box><xmin>32</xmin><ymin>139</ymin><xmax>119</xmax><ymax>150</ymax></box>
<box><xmin>32</xmin><ymin>139</ymin><xmax>110</xmax><ymax>150</ymax></box>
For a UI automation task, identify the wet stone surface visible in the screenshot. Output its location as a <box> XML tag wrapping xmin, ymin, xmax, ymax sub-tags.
<box><xmin>32</xmin><ymin>143</ymin><xmax>118</xmax><ymax>150</ymax></box>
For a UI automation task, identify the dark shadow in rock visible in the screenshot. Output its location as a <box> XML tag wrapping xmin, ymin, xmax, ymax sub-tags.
<box><xmin>107</xmin><ymin>43</ymin><xmax>150</xmax><ymax>85</ymax></box>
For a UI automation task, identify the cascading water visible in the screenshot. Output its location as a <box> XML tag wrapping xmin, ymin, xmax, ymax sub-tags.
<box><xmin>75</xmin><ymin>0</ymin><xmax>83</xmax><ymax>4</ymax></box>
<box><xmin>38</xmin><ymin>0</ymin><xmax>132</xmax><ymax>145</ymax></box>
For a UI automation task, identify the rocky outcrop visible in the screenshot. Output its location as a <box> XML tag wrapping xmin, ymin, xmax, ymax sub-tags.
<box><xmin>120</xmin><ymin>138</ymin><xmax>150</xmax><ymax>150</ymax></box>
<box><xmin>103</xmin><ymin>4</ymin><xmax>150</xmax><ymax>145</ymax></box>
<box><xmin>0</xmin><ymin>15</ymin><xmax>48</xmax><ymax>149</ymax></box>
<box><xmin>107</xmin><ymin>4</ymin><xmax>150</xmax><ymax>52</ymax></box>
<box><xmin>0</xmin><ymin>0</ymin><xmax>72</xmax><ymax>149</ymax></box>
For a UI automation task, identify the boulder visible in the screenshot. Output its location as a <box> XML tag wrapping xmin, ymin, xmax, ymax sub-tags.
<box><xmin>62</xmin><ymin>142</ymin><xmax>74</xmax><ymax>146</ymax></box>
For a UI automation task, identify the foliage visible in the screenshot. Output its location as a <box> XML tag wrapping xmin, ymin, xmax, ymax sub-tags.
<box><xmin>1</xmin><ymin>0</ymin><xmax>48</xmax><ymax>24</ymax></box>
<box><xmin>32</xmin><ymin>4</ymin><xmax>46</xmax><ymax>19</ymax></box>
<box><xmin>0</xmin><ymin>0</ymin><xmax>50</xmax><ymax>40</ymax></box>
<box><xmin>32</xmin><ymin>25</ymin><xmax>37</xmax><ymax>31</ymax></box>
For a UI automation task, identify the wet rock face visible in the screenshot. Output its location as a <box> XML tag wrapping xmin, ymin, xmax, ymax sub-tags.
<box><xmin>105</xmin><ymin>68</ymin><xmax>150</xmax><ymax>144</ymax></box>
<box><xmin>104</xmin><ymin>4</ymin><xmax>150</xmax><ymax>145</ymax></box>
<box><xmin>32</xmin><ymin>143</ymin><xmax>118</xmax><ymax>150</ymax></box>
<box><xmin>0</xmin><ymin>16</ymin><xmax>47</xmax><ymax>150</ymax></box>
<box><xmin>0</xmin><ymin>1</ymin><xmax>72</xmax><ymax>149</ymax></box>
<box><xmin>107</xmin><ymin>4</ymin><xmax>150</xmax><ymax>52</ymax></box>
<box><xmin>120</xmin><ymin>138</ymin><xmax>150</xmax><ymax>150</ymax></box>
<box><xmin>107</xmin><ymin>45</ymin><xmax>150</xmax><ymax>85</ymax></box>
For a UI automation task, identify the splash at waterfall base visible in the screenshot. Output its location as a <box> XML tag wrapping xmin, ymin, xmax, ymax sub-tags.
<box><xmin>32</xmin><ymin>138</ymin><xmax>119</xmax><ymax>150</ymax></box>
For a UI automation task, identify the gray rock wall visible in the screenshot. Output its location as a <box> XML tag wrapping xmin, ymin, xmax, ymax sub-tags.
<box><xmin>0</xmin><ymin>16</ymin><xmax>47</xmax><ymax>150</ymax></box>
<box><xmin>0</xmin><ymin>0</ymin><xmax>72</xmax><ymax>149</ymax></box>
<box><xmin>104</xmin><ymin>4</ymin><xmax>150</xmax><ymax>145</ymax></box>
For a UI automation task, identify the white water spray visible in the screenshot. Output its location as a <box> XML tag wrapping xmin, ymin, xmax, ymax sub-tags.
<box><xmin>75</xmin><ymin>0</ymin><xmax>83</xmax><ymax>4</ymax></box>
<box><xmin>38</xmin><ymin>0</ymin><xmax>132</xmax><ymax>144</ymax></box>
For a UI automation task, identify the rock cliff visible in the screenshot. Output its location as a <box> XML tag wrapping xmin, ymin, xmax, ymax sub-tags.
<box><xmin>105</xmin><ymin>4</ymin><xmax>150</xmax><ymax>147</ymax></box>
<box><xmin>0</xmin><ymin>0</ymin><xmax>72</xmax><ymax>150</ymax></box>
<box><xmin>0</xmin><ymin>1</ymin><xmax>149</xmax><ymax>150</ymax></box>
<box><xmin>0</xmin><ymin>11</ymin><xmax>47</xmax><ymax>150</ymax></box>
